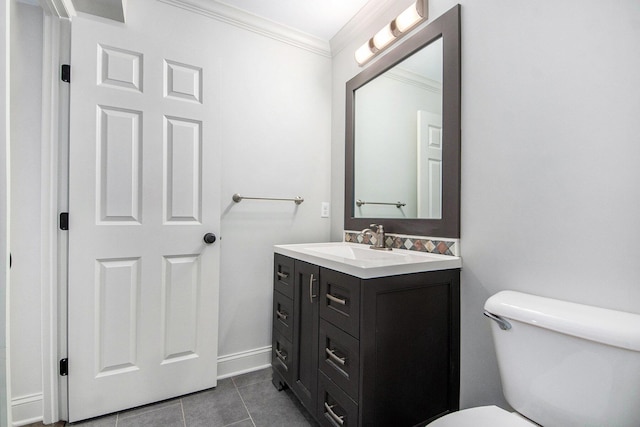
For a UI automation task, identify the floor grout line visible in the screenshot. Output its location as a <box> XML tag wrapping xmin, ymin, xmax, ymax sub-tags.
<box><xmin>179</xmin><ymin>399</ymin><xmax>187</xmax><ymax>427</ymax></box>
<box><xmin>221</xmin><ymin>417</ymin><xmax>254</xmax><ymax>427</ymax></box>
<box><xmin>233</xmin><ymin>377</ymin><xmax>257</xmax><ymax>427</ymax></box>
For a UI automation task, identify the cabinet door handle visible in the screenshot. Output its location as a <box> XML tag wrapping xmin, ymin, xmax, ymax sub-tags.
<box><xmin>276</xmin><ymin>309</ymin><xmax>288</xmax><ymax>321</ymax></box>
<box><xmin>276</xmin><ymin>357</ymin><xmax>289</xmax><ymax>371</ymax></box>
<box><xmin>275</xmin><ymin>348</ymin><xmax>288</xmax><ymax>362</ymax></box>
<box><xmin>325</xmin><ymin>347</ymin><xmax>346</xmax><ymax>366</ymax></box>
<box><xmin>277</xmin><ymin>271</ymin><xmax>289</xmax><ymax>279</ymax></box>
<box><xmin>309</xmin><ymin>273</ymin><xmax>317</xmax><ymax>304</ymax></box>
<box><xmin>326</xmin><ymin>293</ymin><xmax>347</xmax><ymax>305</ymax></box>
<box><xmin>324</xmin><ymin>402</ymin><xmax>345</xmax><ymax>426</ymax></box>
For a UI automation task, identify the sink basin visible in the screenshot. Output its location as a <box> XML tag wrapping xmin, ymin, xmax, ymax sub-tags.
<box><xmin>274</xmin><ymin>242</ymin><xmax>461</xmax><ymax>279</ymax></box>
<box><xmin>307</xmin><ymin>245</ymin><xmax>400</xmax><ymax>261</ymax></box>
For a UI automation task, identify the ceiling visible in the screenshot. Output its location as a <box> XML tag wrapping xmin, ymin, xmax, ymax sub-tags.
<box><xmin>213</xmin><ymin>0</ymin><xmax>371</xmax><ymax>40</ymax></box>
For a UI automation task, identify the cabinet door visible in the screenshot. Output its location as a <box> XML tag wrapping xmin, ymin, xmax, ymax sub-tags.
<box><xmin>360</xmin><ymin>269</ymin><xmax>460</xmax><ymax>426</ymax></box>
<box><xmin>291</xmin><ymin>260</ymin><xmax>320</xmax><ymax>417</ymax></box>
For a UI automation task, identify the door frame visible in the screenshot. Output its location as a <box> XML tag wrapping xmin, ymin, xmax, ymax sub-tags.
<box><xmin>2</xmin><ymin>1</ymin><xmax>12</xmax><ymax>425</ymax></box>
<box><xmin>39</xmin><ymin>1</ymin><xmax>74</xmax><ymax>422</ymax></box>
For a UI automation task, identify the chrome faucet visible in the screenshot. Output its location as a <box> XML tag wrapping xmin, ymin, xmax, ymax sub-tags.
<box><xmin>361</xmin><ymin>224</ymin><xmax>391</xmax><ymax>251</ymax></box>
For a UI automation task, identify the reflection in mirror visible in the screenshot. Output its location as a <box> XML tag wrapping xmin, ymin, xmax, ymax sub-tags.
<box><xmin>354</xmin><ymin>38</ymin><xmax>443</xmax><ymax>219</ymax></box>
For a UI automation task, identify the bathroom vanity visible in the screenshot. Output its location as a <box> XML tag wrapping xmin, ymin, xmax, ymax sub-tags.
<box><xmin>271</xmin><ymin>242</ymin><xmax>461</xmax><ymax>426</ymax></box>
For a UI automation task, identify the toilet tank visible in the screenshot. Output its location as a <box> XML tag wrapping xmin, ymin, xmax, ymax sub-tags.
<box><xmin>484</xmin><ymin>291</ymin><xmax>640</xmax><ymax>427</ymax></box>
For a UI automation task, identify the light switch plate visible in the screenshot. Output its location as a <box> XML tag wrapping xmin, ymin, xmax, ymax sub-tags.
<box><xmin>321</xmin><ymin>202</ymin><xmax>330</xmax><ymax>218</ymax></box>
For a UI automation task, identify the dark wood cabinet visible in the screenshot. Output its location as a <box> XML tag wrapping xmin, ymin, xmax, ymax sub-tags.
<box><xmin>272</xmin><ymin>253</ymin><xmax>460</xmax><ymax>426</ymax></box>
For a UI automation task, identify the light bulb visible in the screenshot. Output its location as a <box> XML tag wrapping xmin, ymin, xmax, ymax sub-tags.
<box><xmin>355</xmin><ymin>40</ymin><xmax>375</xmax><ymax>65</ymax></box>
<box><xmin>395</xmin><ymin>2</ymin><xmax>423</xmax><ymax>33</ymax></box>
<box><xmin>373</xmin><ymin>24</ymin><xmax>395</xmax><ymax>50</ymax></box>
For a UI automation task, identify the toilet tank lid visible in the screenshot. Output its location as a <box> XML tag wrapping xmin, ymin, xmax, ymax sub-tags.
<box><xmin>485</xmin><ymin>291</ymin><xmax>640</xmax><ymax>352</ymax></box>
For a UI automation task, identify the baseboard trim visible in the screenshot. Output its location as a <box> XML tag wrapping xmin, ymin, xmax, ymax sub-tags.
<box><xmin>11</xmin><ymin>393</ymin><xmax>43</xmax><ymax>427</ymax></box>
<box><xmin>217</xmin><ymin>345</ymin><xmax>272</xmax><ymax>379</ymax></box>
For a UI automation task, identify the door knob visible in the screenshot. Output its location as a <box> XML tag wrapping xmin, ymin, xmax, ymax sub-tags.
<box><xmin>203</xmin><ymin>233</ymin><xmax>217</xmax><ymax>244</ymax></box>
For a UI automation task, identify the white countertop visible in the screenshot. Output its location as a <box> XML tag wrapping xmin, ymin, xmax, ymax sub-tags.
<box><xmin>274</xmin><ymin>242</ymin><xmax>462</xmax><ymax>279</ymax></box>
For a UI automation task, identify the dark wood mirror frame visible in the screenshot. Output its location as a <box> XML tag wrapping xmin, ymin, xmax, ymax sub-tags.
<box><xmin>345</xmin><ymin>5</ymin><xmax>460</xmax><ymax>237</ymax></box>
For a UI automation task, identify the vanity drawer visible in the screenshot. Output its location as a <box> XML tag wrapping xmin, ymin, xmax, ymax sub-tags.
<box><xmin>319</xmin><ymin>269</ymin><xmax>360</xmax><ymax>338</ymax></box>
<box><xmin>273</xmin><ymin>291</ymin><xmax>293</xmax><ymax>342</ymax></box>
<box><xmin>317</xmin><ymin>371</ymin><xmax>358</xmax><ymax>427</ymax></box>
<box><xmin>274</xmin><ymin>254</ymin><xmax>295</xmax><ymax>299</ymax></box>
<box><xmin>272</xmin><ymin>331</ymin><xmax>293</xmax><ymax>384</ymax></box>
<box><xmin>319</xmin><ymin>319</ymin><xmax>360</xmax><ymax>401</ymax></box>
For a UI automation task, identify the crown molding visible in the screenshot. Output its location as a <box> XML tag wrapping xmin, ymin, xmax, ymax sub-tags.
<box><xmin>384</xmin><ymin>67</ymin><xmax>442</xmax><ymax>94</ymax></box>
<box><xmin>158</xmin><ymin>0</ymin><xmax>331</xmax><ymax>58</ymax></box>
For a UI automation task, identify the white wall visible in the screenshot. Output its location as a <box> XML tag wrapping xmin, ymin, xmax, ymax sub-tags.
<box><xmin>9</xmin><ymin>2</ymin><xmax>44</xmax><ymax>423</ymax></box>
<box><xmin>331</xmin><ymin>0</ymin><xmax>640</xmax><ymax>410</ymax></box>
<box><xmin>213</xmin><ymin>13</ymin><xmax>332</xmax><ymax>358</ymax></box>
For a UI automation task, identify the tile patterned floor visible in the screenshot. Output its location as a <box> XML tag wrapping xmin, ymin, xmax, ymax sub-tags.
<box><xmin>63</xmin><ymin>368</ymin><xmax>318</xmax><ymax>427</ymax></box>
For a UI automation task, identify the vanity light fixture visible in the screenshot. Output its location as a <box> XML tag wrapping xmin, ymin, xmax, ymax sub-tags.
<box><xmin>354</xmin><ymin>0</ymin><xmax>428</xmax><ymax>66</ymax></box>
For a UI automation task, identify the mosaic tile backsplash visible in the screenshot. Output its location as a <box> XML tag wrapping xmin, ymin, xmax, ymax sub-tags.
<box><xmin>344</xmin><ymin>230</ymin><xmax>459</xmax><ymax>256</ymax></box>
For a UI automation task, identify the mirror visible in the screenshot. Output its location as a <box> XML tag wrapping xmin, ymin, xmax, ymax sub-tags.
<box><xmin>354</xmin><ymin>38</ymin><xmax>443</xmax><ymax>220</ymax></box>
<box><xmin>345</xmin><ymin>5</ymin><xmax>460</xmax><ymax>237</ymax></box>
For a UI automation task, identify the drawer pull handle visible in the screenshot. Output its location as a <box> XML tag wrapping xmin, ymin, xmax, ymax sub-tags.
<box><xmin>276</xmin><ymin>356</ymin><xmax>289</xmax><ymax>371</ymax></box>
<box><xmin>309</xmin><ymin>273</ymin><xmax>317</xmax><ymax>304</ymax></box>
<box><xmin>326</xmin><ymin>293</ymin><xmax>346</xmax><ymax>305</ymax></box>
<box><xmin>277</xmin><ymin>271</ymin><xmax>289</xmax><ymax>279</ymax></box>
<box><xmin>275</xmin><ymin>348</ymin><xmax>288</xmax><ymax>362</ymax></box>
<box><xmin>324</xmin><ymin>402</ymin><xmax>345</xmax><ymax>425</ymax></box>
<box><xmin>276</xmin><ymin>310</ymin><xmax>288</xmax><ymax>321</ymax></box>
<box><xmin>325</xmin><ymin>348</ymin><xmax>346</xmax><ymax>366</ymax></box>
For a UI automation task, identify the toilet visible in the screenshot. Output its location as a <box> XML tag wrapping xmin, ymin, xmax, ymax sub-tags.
<box><xmin>429</xmin><ymin>290</ymin><xmax>640</xmax><ymax>427</ymax></box>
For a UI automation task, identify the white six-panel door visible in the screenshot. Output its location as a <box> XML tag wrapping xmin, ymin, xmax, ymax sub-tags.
<box><xmin>68</xmin><ymin>14</ymin><xmax>220</xmax><ymax>422</ymax></box>
<box><xmin>417</xmin><ymin>110</ymin><xmax>443</xmax><ymax>219</ymax></box>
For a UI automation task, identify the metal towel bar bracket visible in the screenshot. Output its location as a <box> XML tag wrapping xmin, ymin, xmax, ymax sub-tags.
<box><xmin>232</xmin><ymin>193</ymin><xmax>304</xmax><ymax>205</ymax></box>
<box><xmin>356</xmin><ymin>199</ymin><xmax>405</xmax><ymax>208</ymax></box>
<box><xmin>483</xmin><ymin>310</ymin><xmax>512</xmax><ymax>330</ymax></box>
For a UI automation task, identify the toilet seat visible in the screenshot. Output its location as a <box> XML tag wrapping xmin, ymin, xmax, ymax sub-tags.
<box><xmin>427</xmin><ymin>405</ymin><xmax>536</xmax><ymax>427</ymax></box>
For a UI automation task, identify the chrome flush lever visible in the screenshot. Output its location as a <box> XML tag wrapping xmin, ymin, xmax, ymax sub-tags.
<box><xmin>483</xmin><ymin>310</ymin><xmax>512</xmax><ymax>330</ymax></box>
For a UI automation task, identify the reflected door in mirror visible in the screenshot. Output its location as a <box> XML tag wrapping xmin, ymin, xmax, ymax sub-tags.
<box><xmin>417</xmin><ymin>110</ymin><xmax>442</xmax><ymax>218</ymax></box>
